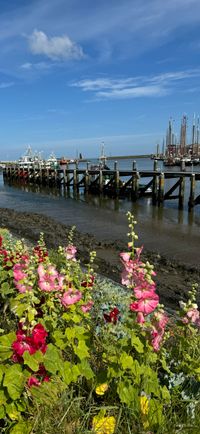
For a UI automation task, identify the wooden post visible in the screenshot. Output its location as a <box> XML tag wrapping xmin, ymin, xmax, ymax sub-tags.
<box><xmin>158</xmin><ymin>172</ymin><xmax>165</xmax><ymax>205</ymax></box>
<box><xmin>188</xmin><ymin>173</ymin><xmax>195</xmax><ymax>209</ymax></box>
<box><xmin>132</xmin><ymin>160</ymin><xmax>137</xmax><ymax>171</ymax></box>
<box><xmin>85</xmin><ymin>169</ymin><xmax>89</xmax><ymax>192</ymax></box>
<box><xmin>132</xmin><ymin>171</ymin><xmax>140</xmax><ymax>200</ymax></box>
<box><xmin>99</xmin><ymin>169</ymin><xmax>103</xmax><ymax>194</ymax></box>
<box><xmin>152</xmin><ymin>173</ymin><xmax>158</xmax><ymax>204</ymax></box>
<box><xmin>114</xmin><ymin>161</ymin><xmax>119</xmax><ymax>196</ymax></box>
<box><xmin>153</xmin><ymin>160</ymin><xmax>158</xmax><ymax>171</ymax></box>
<box><xmin>66</xmin><ymin>163</ymin><xmax>70</xmax><ymax>190</ymax></box>
<box><xmin>178</xmin><ymin>176</ymin><xmax>185</xmax><ymax>209</ymax></box>
<box><xmin>73</xmin><ymin>168</ymin><xmax>77</xmax><ymax>190</ymax></box>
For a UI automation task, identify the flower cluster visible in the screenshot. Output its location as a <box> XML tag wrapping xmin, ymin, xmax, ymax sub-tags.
<box><xmin>38</xmin><ymin>263</ymin><xmax>64</xmax><ymax>292</ymax></box>
<box><xmin>12</xmin><ymin>323</ymin><xmax>48</xmax><ymax>362</ymax></box>
<box><xmin>33</xmin><ymin>244</ymin><xmax>48</xmax><ymax>263</ymax></box>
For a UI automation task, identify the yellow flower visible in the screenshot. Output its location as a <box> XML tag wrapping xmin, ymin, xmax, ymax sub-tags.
<box><xmin>140</xmin><ymin>395</ymin><xmax>149</xmax><ymax>416</ymax></box>
<box><xmin>92</xmin><ymin>416</ymin><xmax>116</xmax><ymax>434</ymax></box>
<box><xmin>95</xmin><ymin>383</ymin><xmax>109</xmax><ymax>396</ymax></box>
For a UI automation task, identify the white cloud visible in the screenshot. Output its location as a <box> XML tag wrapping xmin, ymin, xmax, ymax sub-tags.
<box><xmin>0</xmin><ymin>81</ymin><xmax>14</xmax><ymax>89</ymax></box>
<box><xmin>21</xmin><ymin>62</ymin><xmax>32</xmax><ymax>69</ymax></box>
<box><xmin>29</xmin><ymin>29</ymin><xmax>84</xmax><ymax>60</ymax></box>
<box><xmin>97</xmin><ymin>85</ymin><xmax>166</xmax><ymax>99</ymax></box>
<box><xmin>72</xmin><ymin>69</ymin><xmax>200</xmax><ymax>100</ymax></box>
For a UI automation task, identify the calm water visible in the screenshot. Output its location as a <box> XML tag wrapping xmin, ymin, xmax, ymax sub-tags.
<box><xmin>1</xmin><ymin>157</ymin><xmax>200</xmax><ymax>265</ymax></box>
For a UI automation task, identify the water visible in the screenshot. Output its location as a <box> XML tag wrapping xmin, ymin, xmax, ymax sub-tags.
<box><xmin>1</xmin><ymin>158</ymin><xmax>200</xmax><ymax>266</ymax></box>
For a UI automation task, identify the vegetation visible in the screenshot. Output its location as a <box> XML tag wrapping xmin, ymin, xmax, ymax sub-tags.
<box><xmin>0</xmin><ymin>214</ymin><xmax>199</xmax><ymax>434</ymax></box>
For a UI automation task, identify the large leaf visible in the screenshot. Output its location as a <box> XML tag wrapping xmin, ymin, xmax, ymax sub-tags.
<box><xmin>0</xmin><ymin>332</ymin><xmax>16</xmax><ymax>361</ymax></box>
<box><xmin>43</xmin><ymin>344</ymin><xmax>62</xmax><ymax>374</ymax></box>
<box><xmin>3</xmin><ymin>364</ymin><xmax>27</xmax><ymax>400</ymax></box>
<box><xmin>130</xmin><ymin>332</ymin><xmax>144</xmax><ymax>353</ymax></box>
<box><xmin>23</xmin><ymin>350</ymin><xmax>43</xmax><ymax>372</ymax></box>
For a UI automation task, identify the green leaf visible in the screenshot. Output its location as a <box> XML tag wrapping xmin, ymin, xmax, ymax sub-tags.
<box><xmin>0</xmin><ymin>405</ymin><xmax>5</xmax><ymax>419</ymax></box>
<box><xmin>117</xmin><ymin>381</ymin><xmax>137</xmax><ymax>406</ymax></box>
<box><xmin>0</xmin><ymin>390</ymin><xmax>7</xmax><ymax>405</ymax></box>
<box><xmin>10</xmin><ymin>421</ymin><xmax>32</xmax><ymax>434</ymax></box>
<box><xmin>3</xmin><ymin>364</ymin><xmax>27</xmax><ymax>400</ymax></box>
<box><xmin>78</xmin><ymin>359</ymin><xmax>94</xmax><ymax>380</ymax></box>
<box><xmin>43</xmin><ymin>344</ymin><xmax>62</xmax><ymax>374</ymax></box>
<box><xmin>6</xmin><ymin>402</ymin><xmax>20</xmax><ymax>421</ymax></box>
<box><xmin>10</xmin><ymin>299</ymin><xmax>27</xmax><ymax>317</ymax></box>
<box><xmin>0</xmin><ymin>332</ymin><xmax>16</xmax><ymax>361</ymax></box>
<box><xmin>74</xmin><ymin>339</ymin><xmax>89</xmax><ymax>359</ymax></box>
<box><xmin>161</xmin><ymin>386</ymin><xmax>171</xmax><ymax>402</ymax></box>
<box><xmin>130</xmin><ymin>332</ymin><xmax>144</xmax><ymax>353</ymax></box>
<box><xmin>23</xmin><ymin>351</ymin><xmax>43</xmax><ymax>372</ymax></box>
<box><xmin>120</xmin><ymin>353</ymin><xmax>134</xmax><ymax>370</ymax></box>
<box><xmin>1</xmin><ymin>281</ymin><xmax>15</xmax><ymax>296</ymax></box>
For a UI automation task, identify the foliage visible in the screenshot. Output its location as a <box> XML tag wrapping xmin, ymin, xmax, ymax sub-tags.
<box><xmin>0</xmin><ymin>216</ymin><xmax>199</xmax><ymax>433</ymax></box>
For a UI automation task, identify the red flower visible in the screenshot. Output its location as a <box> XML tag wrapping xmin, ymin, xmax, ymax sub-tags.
<box><xmin>28</xmin><ymin>376</ymin><xmax>41</xmax><ymax>387</ymax></box>
<box><xmin>0</xmin><ymin>236</ymin><xmax>2</xmax><ymax>248</ymax></box>
<box><xmin>12</xmin><ymin>323</ymin><xmax>48</xmax><ymax>361</ymax></box>
<box><xmin>104</xmin><ymin>307</ymin><xmax>120</xmax><ymax>324</ymax></box>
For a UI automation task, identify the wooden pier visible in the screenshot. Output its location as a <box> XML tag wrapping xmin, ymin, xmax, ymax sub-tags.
<box><xmin>3</xmin><ymin>161</ymin><xmax>200</xmax><ymax>211</ymax></box>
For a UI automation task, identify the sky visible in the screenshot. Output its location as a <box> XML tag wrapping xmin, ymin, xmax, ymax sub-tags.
<box><xmin>1</xmin><ymin>0</ymin><xmax>200</xmax><ymax>160</ymax></box>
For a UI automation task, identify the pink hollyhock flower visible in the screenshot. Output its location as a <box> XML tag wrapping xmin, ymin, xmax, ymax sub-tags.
<box><xmin>81</xmin><ymin>301</ymin><xmax>94</xmax><ymax>313</ymax></box>
<box><xmin>65</xmin><ymin>245</ymin><xmax>77</xmax><ymax>261</ymax></box>
<box><xmin>151</xmin><ymin>333</ymin><xmax>163</xmax><ymax>352</ymax></box>
<box><xmin>130</xmin><ymin>293</ymin><xmax>159</xmax><ymax>315</ymax></box>
<box><xmin>12</xmin><ymin>323</ymin><xmax>48</xmax><ymax>361</ymax></box>
<box><xmin>186</xmin><ymin>308</ymin><xmax>200</xmax><ymax>323</ymax></box>
<box><xmin>14</xmin><ymin>281</ymin><xmax>32</xmax><ymax>293</ymax></box>
<box><xmin>12</xmin><ymin>339</ymin><xmax>36</xmax><ymax>357</ymax></box>
<box><xmin>134</xmin><ymin>286</ymin><xmax>156</xmax><ymax>300</ymax></box>
<box><xmin>38</xmin><ymin>264</ymin><xmax>63</xmax><ymax>292</ymax></box>
<box><xmin>28</xmin><ymin>376</ymin><xmax>41</xmax><ymax>387</ymax></box>
<box><xmin>61</xmin><ymin>289</ymin><xmax>82</xmax><ymax>307</ymax></box>
<box><xmin>13</xmin><ymin>264</ymin><xmax>27</xmax><ymax>281</ymax></box>
<box><xmin>153</xmin><ymin>311</ymin><xmax>168</xmax><ymax>330</ymax></box>
<box><xmin>120</xmin><ymin>252</ymin><xmax>131</xmax><ymax>262</ymax></box>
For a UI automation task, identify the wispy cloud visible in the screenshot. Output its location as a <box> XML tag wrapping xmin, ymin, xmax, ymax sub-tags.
<box><xmin>72</xmin><ymin>69</ymin><xmax>200</xmax><ymax>100</ymax></box>
<box><xmin>28</xmin><ymin>29</ymin><xmax>84</xmax><ymax>61</ymax></box>
<box><xmin>0</xmin><ymin>81</ymin><xmax>14</xmax><ymax>89</ymax></box>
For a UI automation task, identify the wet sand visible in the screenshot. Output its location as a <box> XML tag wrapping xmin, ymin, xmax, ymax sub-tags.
<box><xmin>0</xmin><ymin>207</ymin><xmax>199</xmax><ymax>310</ymax></box>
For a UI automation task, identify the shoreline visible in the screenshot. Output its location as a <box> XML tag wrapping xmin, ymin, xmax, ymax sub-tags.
<box><xmin>0</xmin><ymin>207</ymin><xmax>199</xmax><ymax>310</ymax></box>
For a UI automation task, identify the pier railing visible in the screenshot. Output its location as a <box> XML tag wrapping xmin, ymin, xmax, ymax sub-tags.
<box><xmin>3</xmin><ymin>163</ymin><xmax>200</xmax><ymax>211</ymax></box>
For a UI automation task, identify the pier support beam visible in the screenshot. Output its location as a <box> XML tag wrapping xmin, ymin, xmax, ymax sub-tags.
<box><xmin>188</xmin><ymin>174</ymin><xmax>196</xmax><ymax>209</ymax></box>
<box><xmin>131</xmin><ymin>171</ymin><xmax>140</xmax><ymax>200</ymax></box>
<box><xmin>114</xmin><ymin>161</ymin><xmax>119</xmax><ymax>196</ymax></box>
<box><xmin>158</xmin><ymin>172</ymin><xmax>165</xmax><ymax>205</ymax></box>
<box><xmin>178</xmin><ymin>176</ymin><xmax>185</xmax><ymax>209</ymax></box>
<box><xmin>152</xmin><ymin>174</ymin><xmax>158</xmax><ymax>204</ymax></box>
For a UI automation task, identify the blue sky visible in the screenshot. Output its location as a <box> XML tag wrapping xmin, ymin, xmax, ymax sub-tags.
<box><xmin>1</xmin><ymin>0</ymin><xmax>200</xmax><ymax>160</ymax></box>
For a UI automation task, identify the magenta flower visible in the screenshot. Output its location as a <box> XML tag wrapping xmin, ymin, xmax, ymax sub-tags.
<box><xmin>61</xmin><ymin>288</ymin><xmax>82</xmax><ymax>307</ymax></box>
<box><xmin>136</xmin><ymin>312</ymin><xmax>145</xmax><ymax>324</ymax></box>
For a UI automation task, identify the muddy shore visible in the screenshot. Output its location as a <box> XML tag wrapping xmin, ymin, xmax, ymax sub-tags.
<box><xmin>0</xmin><ymin>207</ymin><xmax>199</xmax><ymax>310</ymax></box>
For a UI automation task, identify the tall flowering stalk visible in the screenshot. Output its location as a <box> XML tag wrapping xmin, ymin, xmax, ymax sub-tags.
<box><xmin>120</xmin><ymin>212</ymin><xmax>168</xmax><ymax>351</ymax></box>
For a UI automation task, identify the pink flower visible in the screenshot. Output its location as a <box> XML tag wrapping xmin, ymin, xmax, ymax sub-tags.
<box><xmin>65</xmin><ymin>245</ymin><xmax>77</xmax><ymax>261</ymax></box>
<box><xmin>187</xmin><ymin>308</ymin><xmax>199</xmax><ymax>323</ymax></box>
<box><xmin>81</xmin><ymin>301</ymin><xmax>94</xmax><ymax>313</ymax></box>
<box><xmin>61</xmin><ymin>289</ymin><xmax>82</xmax><ymax>307</ymax></box>
<box><xmin>120</xmin><ymin>252</ymin><xmax>131</xmax><ymax>262</ymax></box>
<box><xmin>134</xmin><ymin>286</ymin><xmax>156</xmax><ymax>299</ymax></box>
<box><xmin>28</xmin><ymin>376</ymin><xmax>41</xmax><ymax>387</ymax></box>
<box><xmin>38</xmin><ymin>264</ymin><xmax>64</xmax><ymax>292</ymax></box>
<box><xmin>130</xmin><ymin>293</ymin><xmax>159</xmax><ymax>315</ymax></box>
<box><xmin>14</xmin><ymin>282</ymin><xmax>32</xmax><ymax>293</ymax></box>
<box><xmin>13</xmin><ymin>264</ymin><xmax>27</xmax><ymax>281</ymax></box>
